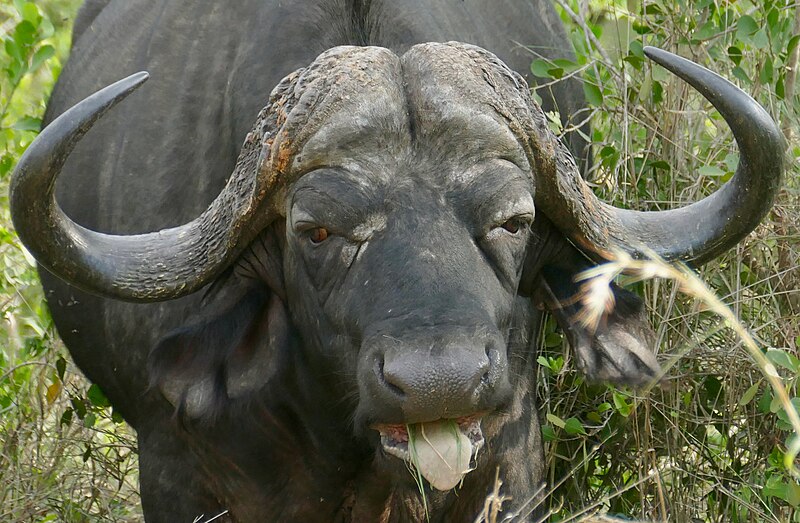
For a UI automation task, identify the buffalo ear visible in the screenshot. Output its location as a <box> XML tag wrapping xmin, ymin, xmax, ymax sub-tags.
<box><xmin>149</xmin><ymin>284</ymin><xmax>290</xmax><ymax>420</ymax></box>
<box><xmin>537</xmin><ymin>256</ymin><xmax>662</xmax><ymax>388</ymax></box>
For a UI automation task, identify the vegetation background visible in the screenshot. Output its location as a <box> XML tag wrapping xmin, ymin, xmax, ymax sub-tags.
<box><xmin>0</xmin><ymin>0</ymin><xmax>797</xmax><ymax>521</ymax></box>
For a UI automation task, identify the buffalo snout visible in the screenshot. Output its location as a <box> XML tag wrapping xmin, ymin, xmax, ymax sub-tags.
<box><xmin>359</xmin><ymin>327</ymin><xmax>512</xmax><ymax>425</ymax></box>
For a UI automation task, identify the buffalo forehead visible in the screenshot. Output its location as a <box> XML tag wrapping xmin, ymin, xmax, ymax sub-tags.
<box><xmin>290</xmin><ymin>43</ymin><xmax>529</xmax><ymax>185</ymax></box>
<box><xmin>289</xmin><ymin>46</ymin><xmax>409</xmax><ymax>178</ymax></box>
<box><xmin>401</xmin><ymin>43</ymin><xmax>530</xmax><ymax>178</ymax></box>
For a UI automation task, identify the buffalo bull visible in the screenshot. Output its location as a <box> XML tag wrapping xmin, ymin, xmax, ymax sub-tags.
<box><xmin>9</xmin><ymin>1</ymin><xmax>782</xmax><ymax>521</ymax></box>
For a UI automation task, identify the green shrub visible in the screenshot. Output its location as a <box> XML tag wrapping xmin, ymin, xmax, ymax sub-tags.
<box><xmin>0</xmin><ymin>2</ymin><xmax>141</xmax><ymax>522</ymax></box>
<box><xmin>533</xmin><ymin>1</ymin><xmax>800</xmax><ymax>521</ymax></box>
<box><xmin>1</xmin><ymin>1</ymin><xmax>797</xmax><ymax>522</ymax></box>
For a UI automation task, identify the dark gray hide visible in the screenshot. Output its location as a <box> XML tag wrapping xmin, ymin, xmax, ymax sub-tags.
<box><xmin>40</xmin><ymin>2</ymin><xmax>595</xmax><ymax>521</ymax></box>
<box><xmin>19</xmin><ymin>0</ymin><xmax>780</xmax><ymax>522</ymax></box>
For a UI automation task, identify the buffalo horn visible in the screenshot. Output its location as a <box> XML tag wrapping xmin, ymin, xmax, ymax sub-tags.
<box><xmin>537</xmin><ymin>47</ymin><xmax>784</xmax><ymax>265</ymax></box>
<box><xmin>10</xmin><ymin>73</ymin><xmax>273</xmax><ymax>301</ymax></box>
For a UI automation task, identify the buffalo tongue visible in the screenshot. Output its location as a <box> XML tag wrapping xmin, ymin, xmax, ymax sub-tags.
<box><xmin>408</xmin><ymin>419</ymin><xmax>473</xmax><ymax>491</ymax></box>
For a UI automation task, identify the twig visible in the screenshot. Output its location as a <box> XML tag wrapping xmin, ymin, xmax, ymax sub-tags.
<box><xmin>194</xmin><ymin>510</ymin><xmax>229</xmax><ymax>523</ymax></box>
<box><xmin>782</xmin><ymin>3</ymin><xmax>800</xmax><ymax>140</ymax></box>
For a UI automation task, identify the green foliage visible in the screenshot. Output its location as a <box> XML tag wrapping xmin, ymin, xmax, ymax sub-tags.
<box><xmin>535</xmin><ymin>0</ymin><xmax>800</xmax><ymax>521</ymax></box>
<box><xmin>0</xmin><ymin>1</ymin><xmax>140</xmax><ymax>521</ymax></box>
<box><xmin>0</xmin><ymin>1</ymin><xmax>797</xmax><ymax>522</ymax></box>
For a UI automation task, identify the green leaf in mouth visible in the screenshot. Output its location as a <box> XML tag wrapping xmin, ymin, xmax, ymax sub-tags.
<box><xmin>407</xmin><ymin>419</ymin><xmax>473</xmax><ymax>491</ymax></box>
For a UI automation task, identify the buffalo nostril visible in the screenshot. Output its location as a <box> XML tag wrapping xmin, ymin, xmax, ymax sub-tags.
<box><xmin>376</xmin><ymin>354</ymin><xmax>405</xmax><ymax>398</ymax></box>
<box><xmin>479</xmin><ymin>344</ymin><xmax>498</xmax><ymax>389</ymax></box>
<box><xmin>485</xmin><ymin>343</ymin><xmax>496</xmax><ymax>362</ymax></box>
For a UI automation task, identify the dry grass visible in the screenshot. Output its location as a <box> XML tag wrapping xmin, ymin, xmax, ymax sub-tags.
<box><xmin>533</xmin><ymin>1</ymin><xmax>800</xmax><ymax>521</ymax></box>
<box><xmin>1</xmin><ymin>0</ymin><xmax>798</xmax><ymax>522</ymax></box>
<box><xmin>0</xmin><ymin>349</ymin><xmax>141</xmax><ymax>522</ymax></box>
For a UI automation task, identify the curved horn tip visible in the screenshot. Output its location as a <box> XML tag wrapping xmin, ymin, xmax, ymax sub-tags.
<box><xmin>92</xmin><ymin>72</ymin><xmax>150</xmax><ymax>104</ymax></box>
<box><xmin>642</xmin><ymin>47</ymin><xmax>701</xmax><ymax>73</ymax></box>
<box><xmin>116</xmin><ymin>71</ymin><xmax>150</xmax><ymax>93</ymax></box>
<box><xmin>129</xmin><ymin>71</ymin><xmax>150</xmax><ymax>84</ymax></box>
<box><xmin>642</xmin><ymin>46</ymin><xmax>670</xmax><ymax>61</ymax></box>
<box><xmin>642</xmin><ymin>45</ymin><xmax>783</xmax><ymax>146</ymax></box>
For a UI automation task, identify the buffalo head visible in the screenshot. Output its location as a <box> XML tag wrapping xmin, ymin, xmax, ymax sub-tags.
<box><xmin>10</xmin><ymin>42</ymin><xmax>782</xmax><ymax>494</ymax></box>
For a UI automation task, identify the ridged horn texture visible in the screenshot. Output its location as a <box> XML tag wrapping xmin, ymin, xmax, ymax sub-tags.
<box><xmin>536</xmin><ymin>47</ymin><xmax>784</xmax><ymax>265</ymax></box>
<box><xmin>9</xmin><ymin>72</ymin><xmax>281</xmax><ymax>301</ymax></box>
<box><xmin>10</xmin><ymin>46</ymin><xmax>782</xmax><ymax>302</ymax></box>
<box><xmin>9</xmin><ymin>46</ymin><xmax>408</xmax><ymax>302</ymax></box>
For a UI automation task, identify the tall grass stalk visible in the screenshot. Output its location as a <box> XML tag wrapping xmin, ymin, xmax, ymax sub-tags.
<box><xmin>577</xmin><ymin>251</ymin><xmax>800</xmax><ymax>471</ymax></box>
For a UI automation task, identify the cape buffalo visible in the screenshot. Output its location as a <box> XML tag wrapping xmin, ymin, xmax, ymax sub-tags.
<box><xmin>10</xmin><ymin>1</ymin><xmax>782</xmax><ymax>521</ymax></box>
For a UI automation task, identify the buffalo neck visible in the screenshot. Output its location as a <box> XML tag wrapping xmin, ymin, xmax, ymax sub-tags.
<box><xmin>174</xmin><ymin>322</ymin><xmax>543</xmax><ymax>521</ymax></box>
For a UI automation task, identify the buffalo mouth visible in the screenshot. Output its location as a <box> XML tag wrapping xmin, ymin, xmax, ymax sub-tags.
<box><xmin>374</xmin><ymin>417</ymin><xmax>484</xmax><ymax>491</ymax></box>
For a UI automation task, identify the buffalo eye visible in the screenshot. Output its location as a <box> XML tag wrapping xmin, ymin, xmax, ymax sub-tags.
<box><xmin>309</xmin><ymin>227</ymin><xmax>329</xmax><ymax>244</ymax></box>
<box><xmin>499</xmin><ymin>217</ymin><xmax>527</xmax><ymax>235</ymax></box>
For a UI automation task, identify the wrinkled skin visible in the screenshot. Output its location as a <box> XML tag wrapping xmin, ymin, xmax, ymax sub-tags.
<box><xmin>39</xmin><ymin>2</ymin><xmax>660</xmax><ymax>521</ymax></box>
<box><xmin>147</xmin><ymin>44</ymin><xmax>638</xmax><ymax>522</ymax></box>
